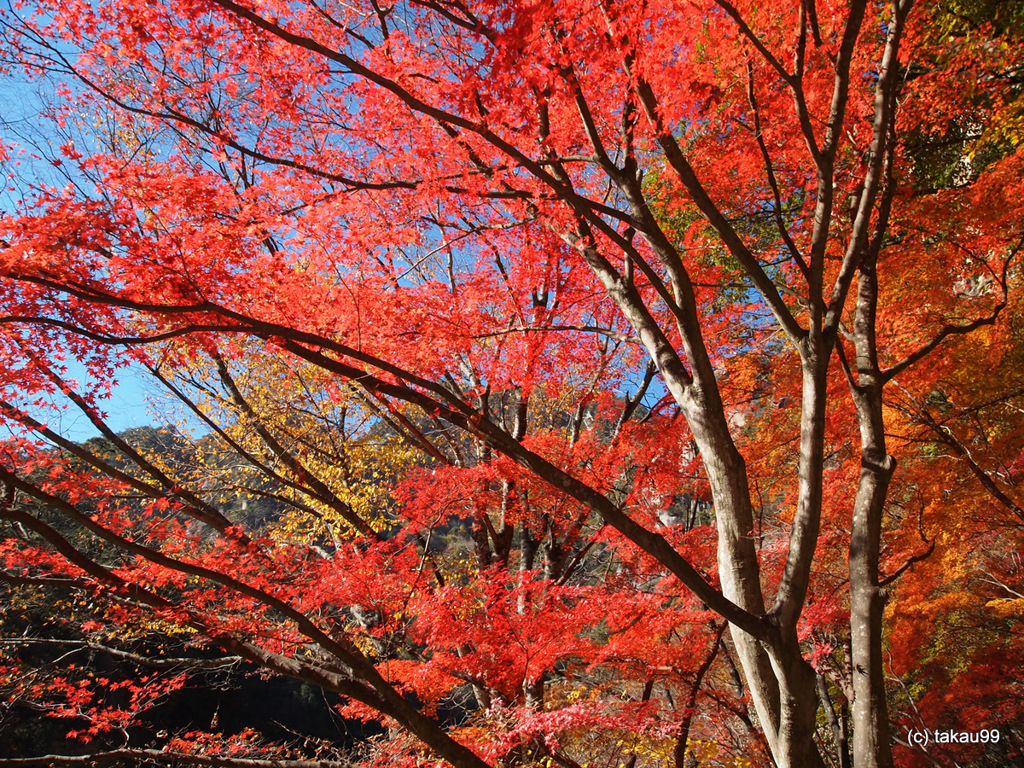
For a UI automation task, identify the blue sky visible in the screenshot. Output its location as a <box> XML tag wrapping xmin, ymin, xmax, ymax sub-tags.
<box><xmin>1</xmin><ymin>72</ymin><xmax>162</xmax><ymax>441</ymax></box>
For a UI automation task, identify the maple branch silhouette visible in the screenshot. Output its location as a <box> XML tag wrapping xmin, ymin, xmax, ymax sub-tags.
<box><xmin>0</xmin><ymin>751</ymin><xmax>360</xmax><ymax>768</ymax></box>
<box><xmin>1</xmin><ymin>258</ymin><xmax>768</xmax><ymax>633</ymax></box>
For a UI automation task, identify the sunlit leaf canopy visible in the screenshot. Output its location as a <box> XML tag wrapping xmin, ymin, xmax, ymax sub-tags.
<box><xmin>0</xmin><ymin>0</ymin><xmax>1021</xmax><ymax>766</ymax></box>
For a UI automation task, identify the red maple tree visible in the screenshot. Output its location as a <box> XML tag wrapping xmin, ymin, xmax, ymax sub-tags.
<box><xmin>0</xmin><ymin>0</ymin><xmax>1022</xmax><ymax>766</ymax></box>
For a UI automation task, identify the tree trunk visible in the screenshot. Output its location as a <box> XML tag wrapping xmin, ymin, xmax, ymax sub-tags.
<box><xmin>848</xmin><ymin>265</ymin><xmax>896</xmax><ymax>768</ymax></box>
